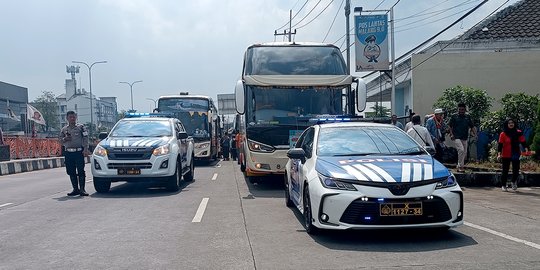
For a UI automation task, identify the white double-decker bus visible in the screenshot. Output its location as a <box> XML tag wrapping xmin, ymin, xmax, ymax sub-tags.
<box><xmin>235</xmin><ymin>42</ymin><xmax>366</xmax><ymax>182</ymax></box>
<box><xmin>157</xmin><ymin>94</ymin><xmax>221</xmax><ymax>161</ymax></box>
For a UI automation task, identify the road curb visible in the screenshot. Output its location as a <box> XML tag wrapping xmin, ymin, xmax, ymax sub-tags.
<box><xmin>0</xmin><ymin>156</ymin><xmax>91</xmax><ymax>176</ymax></box>
<box><xmin>454</xmin><ymin>171</ymin><xmax>540</xmax><ymax>187</ymax></box>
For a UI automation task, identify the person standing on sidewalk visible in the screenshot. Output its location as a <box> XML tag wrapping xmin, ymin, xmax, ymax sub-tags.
<box><xmin>406</xmin><ymin>115</ymin><xmax>434</xmax><ymax>149</ymax></box>
<box><xmin>449</xmin><ymin>103</ymin><xmax>476</xmax><ymax>172</ymax></box>
<box><xmin>60</xmin><ymin>111</ymin><xmax>90</xmax><ymax>196</ymax></box>
<box><xmin>426</xmin><ymin>108</ymin><xmax>447</xmax><ymax>161</ymax></box>
<box><xmin>391</xmin><ymin>114</ymin><xmax>404</xmax><ymax>130</ymax></box>
<box><xmin>497</xmin><ymin>118</ymin><xmax>528</xmax><ymax>191</ymax></box>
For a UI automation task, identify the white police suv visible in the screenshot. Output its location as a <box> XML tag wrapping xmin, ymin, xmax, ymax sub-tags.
<box><xmin>285</xmin><ymin>120</ymin><xmax>463</xmax><ymax>234</ymax></box>
<box><xmin>91</xmin><ymin>114</ymin><xmax>194</xmax><ymax>193</ymax></box>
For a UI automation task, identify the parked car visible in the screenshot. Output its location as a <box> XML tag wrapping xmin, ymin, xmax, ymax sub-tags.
<box><xmin>285</xmin><ymin>120</ymin><xmax>463</xmax><ymax>234</ymax></box>
<box><xmin>91</xmin><ymin>114</ymin><xmax>194</xmax><ymax>192</ymax></box>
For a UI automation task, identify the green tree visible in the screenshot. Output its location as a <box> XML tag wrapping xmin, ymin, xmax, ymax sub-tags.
<box><xmin>481</xmin><ymin>93</ymin><xmax>539</xmax><ymax>137</ymax></box>
<box><xmin>117</xmin><ymin>109</ymin><xmax>127</xmax><ymax>121</ymax></box>
<box><xmin>433</xmin><ymin>85</ymin><xmax>493</xmax><ymax>125</ymax></box>
<box><xmin>32</xmin><ymin>91</ymin><xmax>60</xmax><ymax>132</ymax></box>
<box><xmin>500</xmin><ymin>92</ymin><xmax>539</xmax><ymax>131</ymax></box>
<box><xmin>531</xmin><ymin>102</ymin><xmax>540</xmax><ymax>160</ymax></box>
<box><xmin>366</xmin><ymin>102</ymin><xmax>390</xmax><ymax>118</ymax></box>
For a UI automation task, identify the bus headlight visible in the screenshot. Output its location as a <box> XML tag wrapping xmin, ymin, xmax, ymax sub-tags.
<box><xmin>196</xmin><ymin>142</ymin><xmax>210</xmax><ymax>149</ymax></box>
<box><xmin>247</xmin><ymin>139</ymin><xmax>274</xmax><ymax>153</ymax></box>
<box><xmin>153</xmin><ymin>145</ymin><xmax>170</xmax><ymax>156</ymax></box>
<box><xmin>93</xmin><ymin>145</ymin><xmax>108</xmax><ymax>157</ymax></box>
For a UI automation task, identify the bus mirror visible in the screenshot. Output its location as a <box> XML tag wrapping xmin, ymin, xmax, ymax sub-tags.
<box><xmin>235</xmin><ymin>80</ymin><xmax>245</xmax><ymax>114</ymax></box>
<box><xmin>355</xmin><ymin>78</ymin><xmax>367</xmax><ymax>112</ymax></box>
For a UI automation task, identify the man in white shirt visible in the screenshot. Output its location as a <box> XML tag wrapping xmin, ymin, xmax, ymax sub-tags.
<box><xmin>404</xmin><ymin>112</ymin><xmax>415</xmax><ymax>132</ymax></box>
<box><xmin>406</xmin><ymin>115</ymin><xmax>435</xmax><ymax>150</ymax></box>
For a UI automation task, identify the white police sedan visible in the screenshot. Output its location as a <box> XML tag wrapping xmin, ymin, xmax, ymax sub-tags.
<box><xmin>284</xmin><ymin>121</ymin><xmax>463</xmax><ymax>234</ymax></box>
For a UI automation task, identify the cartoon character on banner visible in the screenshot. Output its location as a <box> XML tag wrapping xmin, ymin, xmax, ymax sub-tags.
<box><xmin>363</xmin><ymin>35</ymin><xmax>381</xmax><ymax>63</ymax></box>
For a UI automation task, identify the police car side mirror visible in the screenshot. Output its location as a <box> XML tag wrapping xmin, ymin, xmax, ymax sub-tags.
<box><xmin>177</xmin><ymin>132</ymin><xmax>188</xmax><ymax>140</ymax></box>
<box><xmin>98</xmin><ymin>132</ymin><xmax>108</xmax><ymax>140</ymax></box>
<box><xmin>287</xmin><ymin>148</ymin><xmax>306</xmax><ymax>163</ymax></box>
<box><xmin>426</xmin><ymin>146</ymin><xmax>436</xmax><ymax>156</ymax></box>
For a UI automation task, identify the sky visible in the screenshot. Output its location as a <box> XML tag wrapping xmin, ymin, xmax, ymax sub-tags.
<box><xmin>0</xmin><ymin>0</ymin><xmax>520</xmax><ymax>112</ymax></box>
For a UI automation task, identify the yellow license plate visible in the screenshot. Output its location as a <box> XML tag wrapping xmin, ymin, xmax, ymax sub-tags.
<box><xmin>380</xmin><ymin>202</ymin><xmax>422</xmax><ymax>216</ymax></box>
<box><xmin>118</xmin><ymin>168</ymin><xmax>141</xmax><ymax>175</ymax></box>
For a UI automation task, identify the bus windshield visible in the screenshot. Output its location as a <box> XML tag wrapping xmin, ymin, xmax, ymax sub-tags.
<box><xmin>246</xmin><ymin>86</ymin><xmax>347</xmax><ymax>126</ymax></box>
<box><xmin>158</xmin><ymin>98</ymin><xmax>210</xmax><ymax>137</ymax></box>
<box><xmin>244</xmin><ymin>46</ymin><xmax>347</xmax><ymax>75</ymax></box>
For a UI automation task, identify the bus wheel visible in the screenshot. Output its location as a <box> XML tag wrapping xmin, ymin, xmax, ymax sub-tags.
<box><xmin>248</xmin><ymin>176</ymin><xmax>259</xmax><ymax>184</ymax></box>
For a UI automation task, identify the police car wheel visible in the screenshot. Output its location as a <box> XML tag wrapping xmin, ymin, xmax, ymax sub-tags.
<box><xmin>166</xmin><ymin>163</ymin><xmax>180</xmax><ymax>192</ymax></box>
<box><xmin>284</xmin><ymin>174</ymin><xmax>293</xmax><ymax>207</ymax></box>
<box><xmin>93</xmin><ymin>178</ymin><xmax>111</xmax><ymax>193</ymax></box>
<box><xmin>184</xmin><ymin>155</ymin><xmax>195</xmax><ymax>182</ymax></box>
<box><xmin>303</xmin><ymin>186</ymin><xmax>319</xmax><ymax>235</ymax></box>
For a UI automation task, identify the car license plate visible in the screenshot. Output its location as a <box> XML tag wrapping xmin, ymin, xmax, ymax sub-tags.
<box><xmin>117</xmin><ymin>168</ymin><xmax>141</xmax><ymax>175</ymax></box>
<box><xmin>380</xmin><ymin>202</ymin><xmax>422</xmax><ymax>216</ymax></box>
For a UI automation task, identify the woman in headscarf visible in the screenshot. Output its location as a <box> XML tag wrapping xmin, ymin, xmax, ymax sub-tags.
<box><xmin>497</xmin><ymin>118</ymin><xmax>528</xmax><ymax>191</ymax></box>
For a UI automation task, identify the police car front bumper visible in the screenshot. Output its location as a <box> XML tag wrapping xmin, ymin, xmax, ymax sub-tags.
<box><xmin>91</xmin><ymin>154</ymin><xmax>177</xmax><ymax>180</ymax></box>
<box><xmin>308</xmin><ymin>180</ymin><xmax>463</xmax><ymax>230</ymax></box>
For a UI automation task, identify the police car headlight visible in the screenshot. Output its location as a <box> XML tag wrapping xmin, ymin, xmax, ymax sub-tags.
<box><xmin>319</xmin><ymin>174</ymin><xmax>357</xmax><ymax>191</ymax></box>
<box><xmin>196</xmin><ymin>142</ymin><xmax>210</xmax><ymax>149</ymax></box>
<box><xmin>93</xmin><ymin>145</ymin><xmax>107</xmax><ymax>157</ymax></box>
<box><xmin>436</xmin><ymin>174</ymin><xmax>457</xmax><ymax>189</ymax></box>
<box><xmin>247</xmin><ymin>139</ymin><xmax>274</xmax><ymax>153</ymax></box>
<box><xmin>153</xmin><ymin>145</ymin><xmax>170</xmax><ymax>156</ymax></box>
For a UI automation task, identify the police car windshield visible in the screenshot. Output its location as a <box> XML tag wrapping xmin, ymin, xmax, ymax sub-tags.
<box><xmin>317</xmin><ymin>126</ymin><xmax>424</xmax><ymax>156</ymax></box>
<box><xmin>110</xmin><ymin>120</ymin><xmax>172</xmax><ymax>137</ymax></box>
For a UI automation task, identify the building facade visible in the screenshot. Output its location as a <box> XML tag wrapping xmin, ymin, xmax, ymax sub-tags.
<box><xmin>0</xmin><ymin>81</ymin><xmax>28</xmax><ymax>135</ymax></box>
<box><xmin>365</xmin><ymin>0</ymin><xmax>540</xmax><ymax>119</ymax></box>
<box><xmin>58</xmin><ymin>67</ymin><xmax>117</xmax><ymax>132</ymax></box>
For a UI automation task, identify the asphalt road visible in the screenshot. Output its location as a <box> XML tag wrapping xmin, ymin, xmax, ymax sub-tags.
<box><xmin>0</xmin><ymin>160</ymin><xmax>539</xmax><ymax>270</ymax></box>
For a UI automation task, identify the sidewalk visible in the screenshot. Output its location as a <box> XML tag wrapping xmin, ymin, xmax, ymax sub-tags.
<box><xmin>0</xmin><ymin>156</ymin><xmax>90</xmax><ymax>176</ymax></box>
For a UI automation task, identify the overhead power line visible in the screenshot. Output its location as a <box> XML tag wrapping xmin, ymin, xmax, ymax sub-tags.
<box><xmin>322</xmin><ymin>0</ymin><xmax>344</xmax><ymax>42</ymax></box>
<box><xmin>291</xmin><ymin>0</ymin><xmax>324</xmax><ymax>28</ymax></box>
<box><xmin>395</xmin><ymin>0</ymin><xmax>480</xmax><ymax>28</ymax></box>
<box><xmin>275</xmin><ymin>0</ymin><xmax>310</xmax><ymax>31</ymax></box>
<box><xmin>296</xmin><ymin>0</ymin><xmax>334</xmax><ymax>30</ymax></box>
<box><xmin>396</xmin><ymin>6</ymin><xmax>476</xmax><ymax>33</ymax></box>
<box><xmin>410</xmin><ymin>0</ymin><xmax>510</xmax><ymax>72</ymax></box>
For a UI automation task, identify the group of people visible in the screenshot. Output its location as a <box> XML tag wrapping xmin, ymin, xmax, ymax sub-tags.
<box><xmin>220</xmin><ymin>130</ymin><xmax>239</xmax><ymax>161</ymax></box>
<box><xmin>391</xmin><ymin>103</ymin><xmax>529</xmax><ymax>191</ymax></box>
<box><xmin>391</xmin><ymin>103</ymin><xmax>476</xmax><ymax>172</ymax></box>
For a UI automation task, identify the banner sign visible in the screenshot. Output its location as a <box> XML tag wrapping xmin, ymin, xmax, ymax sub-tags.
<box><xmin>355</xmin><ymin>14</ymin><xmax>389</xmax><ymax>71</ymax></box>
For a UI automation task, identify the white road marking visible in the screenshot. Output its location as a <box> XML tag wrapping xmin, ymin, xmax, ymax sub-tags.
<box><xmin>86</xmin><ymin>180</ymin><xmax>93</xmax><ymax>183</ymax></box>
<box><xmin>465</xmin><ymin>221</ymin><xmax>540</xmax><ymax>250</ymax></box>
<box><xmin>192</xmin><ymin>198</ymin><xmax>209</xmax><ymax>223</ymax></box>
<box><xmin>211</xmin><ymin>173</ymin><xmax>218</xmax><ymax>181</ymax></box>
<box><xmin>0</xmin><ymin>203</ymin><xmax>14</xmax><ymax>209</ymax></box>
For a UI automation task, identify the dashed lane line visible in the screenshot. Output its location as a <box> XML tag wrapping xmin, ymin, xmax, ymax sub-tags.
<box><xmin>192</xmin><ymin>198</ymin><xmax>209</xmax><ymax>223</ymax></box>
<box><xmin>0</xmin><ymin>203</ymin><xmax>14</xmax><ymax>209</ymax></box>
<box><xmin>211</xmin><ymin>173</ymin><xmax>218</xmax><ymax>181</ymax></box>
<box><xmin>465</xmin><ymin>221</ymin><xmax>540</xmax><ymax>250</ymax></box>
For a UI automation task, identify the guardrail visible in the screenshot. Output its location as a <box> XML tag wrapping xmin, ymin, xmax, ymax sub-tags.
<box><xmin>4</xmin><ymin>136</ymin><xmax>62</xmax><ymax>159</ymax></box>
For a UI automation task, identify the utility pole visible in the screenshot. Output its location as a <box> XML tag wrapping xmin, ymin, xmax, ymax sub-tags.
<box><xmin>274</xmin><ymin>10</ymin><xmax>296</xmax><ymax>42</ymax></box>
<box><xmin>345</xmin><ymin>0</ymin><xmax>351</xmax><ymax>72</ymax></box>
<box><xmin>390</xmin><ymin>7</ymin><xmax>396</xmax><ymax>115</ymax></box>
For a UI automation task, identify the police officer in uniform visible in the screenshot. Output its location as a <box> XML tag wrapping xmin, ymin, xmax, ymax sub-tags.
<box><xmin>60</xmin><ymin>111</ymin><xmax>90</xmax><ymax>196</ymax></box>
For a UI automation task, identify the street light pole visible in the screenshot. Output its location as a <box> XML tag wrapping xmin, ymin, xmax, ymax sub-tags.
<box><xmin>119</xmin><ymin>80</ymin><xmax>143</xmax><ymax>111</ymax></box>
<box><xmin>146</xmin><ymin>98</ymin><xmax>157</xmax><ymax>111</ymax></box>
<box><xmin>72</xmin><ymin>60</ymin><xmax>107</xmax><ymax>138</ymax></box>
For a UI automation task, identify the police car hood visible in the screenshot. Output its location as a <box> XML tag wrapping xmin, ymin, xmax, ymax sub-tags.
<box><xmin>99</xmin><ymin>137</ymin><xmax>171</xmax><ymax>148</ymax></box>
<box><xmin>315</xmin><ymin>155</ymin><xmax>450</xmax><ymax>182</ymax></box>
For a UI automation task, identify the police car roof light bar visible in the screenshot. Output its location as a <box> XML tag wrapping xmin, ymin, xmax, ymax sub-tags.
<box><xmin>125</xmin><ymin>112</ymin><xmax>175</xmax><ymax>118</ymax></box>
